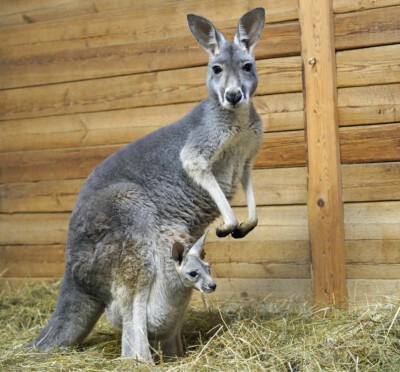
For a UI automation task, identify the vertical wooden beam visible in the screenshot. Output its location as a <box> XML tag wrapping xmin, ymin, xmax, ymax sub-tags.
<box><xmin>298</xmin><ymin>0</ymin><xmax>347</xmax><ymax>307</ymax></box>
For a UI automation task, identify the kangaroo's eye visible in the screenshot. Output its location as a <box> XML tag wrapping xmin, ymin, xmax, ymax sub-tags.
<box><xmin>189</xmin><ymin>271</ymin><xmax>198</xmax><ymax>277</ymax></box>
<box><xmin>212</xmin><ymin>65</ymin><xmax>222</xmax><ymax>74</ymax></box>
<box><xmin>243</xmin><ymin>63</ymin><xmax>253</xmax><ymax>72</ymax></box>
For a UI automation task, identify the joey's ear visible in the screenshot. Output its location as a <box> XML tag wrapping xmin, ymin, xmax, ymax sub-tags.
<box><xmin>172</xmin><ymin>242</ymin><xmax>185</xmax><ymax>265</ymax></box>
<box><xmin>188</xmin><ymin>231</ymin><xmax>208</xmax><ymax>259</ymax></box>
<box><xmin>187</xmin><ymin>14</ymin><xmax>226</xmax><ymax>57</ymax></box>
<box><xmin>234</xmin><ymin>8</ymin><xmax>265</xmax><ymax>54</ymax></box>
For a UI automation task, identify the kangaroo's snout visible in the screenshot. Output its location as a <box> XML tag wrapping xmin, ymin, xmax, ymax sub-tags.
<box><xmin>225</xmin><ymin>89</ymin><xmax>243</xmax><ymax>106</ymax></box>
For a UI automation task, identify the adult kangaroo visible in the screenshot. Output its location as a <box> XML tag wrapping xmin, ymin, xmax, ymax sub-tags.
<box><xmin>30</xmin><ymin>7</ymin><xmax>265</xmax><ymax>362</ymax></box>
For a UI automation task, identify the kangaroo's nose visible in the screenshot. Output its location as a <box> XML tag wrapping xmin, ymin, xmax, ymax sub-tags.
<box><xmin>209</xmin><ymin>283</ymin><xmax>217</xmax><ymax>291</ymax></box>
<box><xmin>225</xmin><ymin>90</ymin><xmax>243</xmax><ymax>105</ymax></box>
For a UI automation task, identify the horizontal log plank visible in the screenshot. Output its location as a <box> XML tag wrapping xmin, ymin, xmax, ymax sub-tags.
<box><xmin>1</xmin><ymin>202</ymin><xmax>399</xmax><ymax>246</ymax></box>
<box><xmin>344</xmin><ymin>201</ymin><xmax>400</xmax><ymax>240</ymax></box>
<box><xmin>0</xmin><ymin>22</ymin><xmax>301</xmax><ymax>89</ymax></box>
<box><xmin>3</xmin><ymin>253</ymin><xmax>395</xmax><ymax>280</ymax></box>
<box><xmin>0</xmin><ymin>205</ymin><xmax>309</xmax><ymax>246</ymax></box>
<box><xmin>257</xmin><ymin>123</ymin><xmax>400</xmax><ymax>168</ymax></box>
<box><xmin>0</xmin><ymin>167</ymin><xmax>306</xmax><ymax>213</ymax></box>
<box><xmin>338</xmin><ymin>84</ymin><xmax>400</xmax><ymax>126</ymax></box>
<box><xmin>336</xmin><ymin>44</ymin><xmax>400</xmax><ymax>88</ymax></box>
<box><xmin>0</xmin><ymin>0</ymin><xmax>178</xmax><ymax>28</ymax></box>
<box><xmin>333</xmin><ymin>0</ymin><xmax>400</xmax><ymax>13</ymax></box>
<box><xmin>346</xmin><ymin>240</ymin><xmax>400</xmax><ymax>264</ymax></box>
<box><xmin>0</xmin><ymin>213</ymin><xmax>70</xmax><ymax>245</ymax></box>
<box><xmin>2</xmin><ymin>83</ymin><xmax>400</xmax><ymax>155</ymax></box>
<box><xmin>342</xmin><ymin>162</ymin><xmax>400</xmax><ymax>202</ymax></box>
<box><xmin>0</xmin><ymin>94</ymin><xmax>303</xmax><ymax>153</ymax></box>
<box><xmin>340</xmin><ymin>123</ymin><xmax>400</xmax><ymax>164</ymax></box>
<box><xmin>0</xmin><ymin>58</ymin><xmax>302</xmax><ymax>121</ymax></box>
<box><xmin>334</xmin><ymin>6</ymin><xmax>400</xmax><ymax>50</ymax></box>
<box><xmin>2</xmin><ymin>0</ymin><xmax>397</xmax><ymax>27</ymax></box>
<box><xmin>2</xmin><ymin>162</ymin><xmax>400</xmax><ymax>214</ymax></box>
<box><xmin>3</xmin><ymin>238</ymin><xmax>399</xmax><ymax>279</ymax></box>
<box><xmin>2</xmin><ymin>6</ymin><xmax>400</xmax><ymax>89</ymax></box>
<box><xmin>347</xmin><ymin>279</ymin><xmax>400</xmax><ymax>306</ymax></box>
<box><xmin>1</xmin><ymin>123</ymin><xmax>399</xmax><ymax>183</ymax></box>
<box><xmin>0</xmin><ymin>0</ymin><xmax>298</xmax><ymax>53</ymax></box>
<box><xmin>256</xmin><ymin>130</ymin><xmax>306</xmax><ymax>168</ymax></box>
<box><xmin>347</xmin><ymin>264</ymin><xmax>400</xmax><ymax>279</ymax></box>
<box><xmin>192</xmin><ymin>278</ymin><xmax>312</xmax><ymax>307</ymax></box>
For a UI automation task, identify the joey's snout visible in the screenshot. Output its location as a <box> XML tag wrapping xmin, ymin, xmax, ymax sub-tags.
<box><xmin>201</xmin><ymin>281</ymin><xmax>217</xmax><ymax>293</ymax></box>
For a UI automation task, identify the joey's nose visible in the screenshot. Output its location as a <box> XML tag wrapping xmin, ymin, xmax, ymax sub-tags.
<box><xmin>209</xmin><ymin>283</ymin><xmax>217</xmax><ymax>291</ymax></box>
<box><xmin>225</xmin><ymin>90</ymin><xmax>243</xmax><ymax>105</ymax></box>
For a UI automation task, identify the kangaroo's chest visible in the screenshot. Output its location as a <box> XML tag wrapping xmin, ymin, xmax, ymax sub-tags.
<box><xmin>213</xmin><ymin>128</ymin><xmax>260</xmax><ymax>195</ymax></box>
<box><xmin>146</xmin><ymin>279</ymin><xmax>191</xmax><ymax>338</ymax></box>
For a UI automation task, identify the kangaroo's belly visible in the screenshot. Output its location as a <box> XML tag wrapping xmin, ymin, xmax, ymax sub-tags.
<box><xmin>104</xmin><ymin>281</ymin><xmax>191</xmax><ymax>340</ymax></box>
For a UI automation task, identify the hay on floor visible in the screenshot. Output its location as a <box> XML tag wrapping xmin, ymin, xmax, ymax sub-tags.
<box><xmin>0</xmin><ymin>281</ymin><xmax>399</xmax><ymax>371</ymax></box>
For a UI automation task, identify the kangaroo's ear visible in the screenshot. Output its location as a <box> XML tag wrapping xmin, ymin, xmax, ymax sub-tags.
<box><xmin>188</xmin><ymin>231</ymin><xmax>208</xmax><ymax>259</ymax></box>
<box><xmin>187</xmin><ymin>14</ymin><xmax>226</xmax><ymax>57</ymax></box>
<box><xmin>172</xmin><ymin>242</ymin><xmax>185</xmax><ymax>266</ymax></box>
<box><xmin>234</xmin><ymin>8</ymin><xmax>265</xmax><ymax>54</ymax></box>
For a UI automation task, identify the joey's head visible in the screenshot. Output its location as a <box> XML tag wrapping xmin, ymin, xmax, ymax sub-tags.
<box><xmin>171</xmin><ymin>232</ymin><xmax>216</xmax><ymax>293</ymax></box>
<box><xmin>187</xmin><ymin>8</ymin><xmax>265</xmax><ymax>110</ymax></box>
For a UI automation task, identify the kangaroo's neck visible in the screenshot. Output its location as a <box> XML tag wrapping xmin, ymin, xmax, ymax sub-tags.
<box><xmin>203</xmin><ymin>96</ymin><xmax>256</xmax><ymax>129</ymax></box>
<box><xmin>154</xmin><ymin>258</ymin><xmax>192</xmax><ymax>308</ymax></box>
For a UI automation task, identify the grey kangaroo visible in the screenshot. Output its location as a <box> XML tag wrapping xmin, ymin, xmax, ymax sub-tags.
<box><xmin>30</xmin><ymin>7</ymin><xmax>265</xmax><ymax>362</ymax></box>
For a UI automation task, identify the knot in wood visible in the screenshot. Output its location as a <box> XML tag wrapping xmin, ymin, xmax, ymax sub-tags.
<box><xmin>317</xmin><ymin>198</ymin><xmax>325</xmax><ymax>208</ymax></box>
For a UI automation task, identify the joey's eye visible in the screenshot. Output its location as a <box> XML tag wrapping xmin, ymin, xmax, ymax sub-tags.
<box><xmin>243</xmin><ymin>63</ymin><xmax>253</xmax><ymax>72</ymax></box>
<box><xmin>189</xmin><ymin>271</ymin><xmax>197</xmax><ymax>277</ymax></box>
<box><xmin>212</xmin><ymin>65</ymin><xmax>222</xmax><ymax>74</ymax></box>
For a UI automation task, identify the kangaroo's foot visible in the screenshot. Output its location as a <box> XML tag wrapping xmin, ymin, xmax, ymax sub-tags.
<box><xmin>216</xmin><ymin>221</ymin><xmax>238</xmax><ymax>237</ymax></box>
<box><xmin>231</xmin><ymin>218</ymin><xmax>258</xmax><ymax>239</ymax></box>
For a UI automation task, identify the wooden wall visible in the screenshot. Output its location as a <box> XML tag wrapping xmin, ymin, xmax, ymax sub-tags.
<box><xmin>0</xmin><ymin>0</ymin><xmax>399</xmax><ymax>308</ymax></box>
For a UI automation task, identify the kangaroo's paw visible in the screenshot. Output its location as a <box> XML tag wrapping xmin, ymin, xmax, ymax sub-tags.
<box><xmin>231</xmin><ymin>219</ymin><xmax>258</xmax><ymax>239</ymax></box>
<box><xmin>216</xmin><ymin>222</ymin><xmax>238</xmax><ymax>238</ymax></box>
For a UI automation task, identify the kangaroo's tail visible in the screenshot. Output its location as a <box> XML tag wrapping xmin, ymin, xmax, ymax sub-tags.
<box><xmin>28</xmin><ymin>276</ymin><xmax>104</xmax><ymax>350</ymax></box>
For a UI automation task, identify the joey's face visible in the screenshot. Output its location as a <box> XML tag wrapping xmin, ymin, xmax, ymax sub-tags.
<box><xmin>207</xmin><ymin>43</ymin><xmax>258</xmax><ymax>110</ymax></box>
<box><xmin>178</xmin><ymin>255</ymin><xmax>216</xmax><ymax>293</ymax></box>
<box><xmin>171</xmin><ymin>233</ymin><xmax>216</xmax><ymax>293</ymax></box>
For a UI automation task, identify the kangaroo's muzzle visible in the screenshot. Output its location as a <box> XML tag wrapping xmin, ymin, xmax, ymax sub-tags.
<box><xmin>225</xmin><ymin>89</ymin><xmax>243</xmax><ymax>106</ymax></box>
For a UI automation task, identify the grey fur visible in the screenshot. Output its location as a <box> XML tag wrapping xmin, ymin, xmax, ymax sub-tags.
<box><xmin>29</xmin><ymin>8</ymin><xmax>265</xmax><ymax>363</ymax></box>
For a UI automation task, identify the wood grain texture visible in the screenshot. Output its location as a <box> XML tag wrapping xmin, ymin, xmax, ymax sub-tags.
<box><xmin>2</xmin><ymin>162</ymin><xmax>400</xmax><ymax>214</ymax></box>
<box><xmin>2</xmin><ymin>3</ymin><xmax>399</xmax><ymax>89</ymax></box>
<box><xmin>2</xmin><ymin>124</ymin><xmax>400</xmax><ymax>184</ymax></box>
<box><xmin>342</xmin><ymin>162</ymin><xmax>400</xmax><ymax>202</ymax></box>
<box><xmin>0</xmin><ymin>95</ymin><xmax>302</xmax><ymax>153</ymax></box>
<box><xmin>0</xmin><ymin>0</ymin><xmax>298</xmax><ymax>52</ymax></box>
<box><xmin>0</xmin><ymin>59</ymin><xmax>302</xmax><ymax>121</ymax></box>
<box><xmin>299</xmin><ymin>0</ymin><xmax>346</xmax><ymax>307</ymax></box>
<box><xmin>337</xmin><ymin>44</ymin><xmax>400</xmax><ymax>88</ymax></box>
<box><xmin>2</xmin><ymin>83</ymin><xmax>399</xmax><ymax>154</ymax></box>
<box><xmin>334</xmin><ymin>5</ymin><xmax>400</xmax><ymax>50</ymax></box>
<box><xmin>191</xmin><ymin>278</ymin><xmax>312</xmax><ymax>307</ymax></box>
<box><xmin>0</xmin><ymin>22</ymin><xmax>301</xmax><ymax>89</ymax></box>
<box><xmin>347</xmin><ymin>279</ymin><xmax>400</xmax><ymax>306</ymax></box>
<box><xmin>0</xmin><ymin>0</ymin><xmax>177</xmax><ymax>27</ymax></box>
<box><xmin>2</xmin><ymin>201</ymin><xmax>396</xmax><ymax>262</ymax></box>
<box><xmin>0</xmin><ymin>205</ymin><xmax>309</xmax><ymax>246</ymax></box>
<box><xmin>338</xmin><ymin>84</ymin><xmax>400</xmax><ymax>126</ymax></box>
<box><xmin>340</xmin><ymin>123</ymin><xmax>400</xmax><ymax>164</ymax></box>
<box><xmin>333</xmin><ymin>0</ymin><xmax>400</xmax><ymax>13</ymax></box>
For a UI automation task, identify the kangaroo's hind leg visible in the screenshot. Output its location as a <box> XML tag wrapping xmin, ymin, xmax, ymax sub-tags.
<box><xmin>29</xmin><ymin>276</ymin><xmax>104</xmax><ymax>350</ymax></box>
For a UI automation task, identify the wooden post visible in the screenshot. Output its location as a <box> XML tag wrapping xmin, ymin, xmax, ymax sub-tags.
<box><xmin>298</xmin><ymin>0</ymin><xmax>347</xmax><ymax>307</ymax></box>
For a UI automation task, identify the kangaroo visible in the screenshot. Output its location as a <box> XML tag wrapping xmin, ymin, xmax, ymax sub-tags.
<box><xmin>30</xmin><ymin>8</ymin><xmax>265</xmax><ymax>362</ymax></box>
<box><xmin>105</xmin><ymin>233</ymin><xmax>215</xmax><ymax>361</ymax></box>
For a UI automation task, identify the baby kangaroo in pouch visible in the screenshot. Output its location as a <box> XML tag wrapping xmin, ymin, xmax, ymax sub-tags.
<box><xmin>30</xmin><ymin>8</ymin><xmax>265</xmax><ymax>363</ymax></box>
